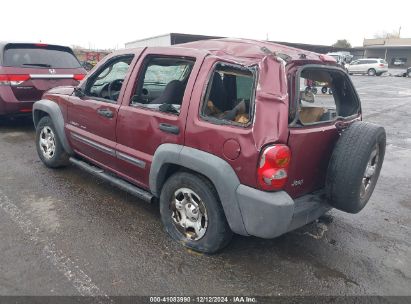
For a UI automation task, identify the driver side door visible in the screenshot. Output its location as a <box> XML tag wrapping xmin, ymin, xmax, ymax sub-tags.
<box><xmin>66</xmin><ymin>54</ymin><xmax>136</xmax><ymax>171</ymax></box>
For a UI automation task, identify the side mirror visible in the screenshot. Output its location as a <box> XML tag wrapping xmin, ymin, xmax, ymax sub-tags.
<box><xmin>73</xmin><ymin>87</ymin><xmax>85</xmax><ymax>98</ymax></box>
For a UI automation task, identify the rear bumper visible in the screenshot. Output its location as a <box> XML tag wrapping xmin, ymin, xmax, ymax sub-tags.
<box><xmin>235</xmin><ymin>185</ymin><xmax>330</xmax><ymax>238</ymax></box>
<box><xmin>0</xmin><ymin>89</ymin><xmax>34</xmax><ymax>115</ymax></box>
<box><xmin>376</xmin><ymin>68</ymin><xmax>389</xmax><ymax>74</ymax></box>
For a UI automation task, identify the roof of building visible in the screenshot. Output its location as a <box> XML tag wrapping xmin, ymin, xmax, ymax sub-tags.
<box><xmin>364</xmin><ymin>38</ymin><xmax>411</xmax><ymax>47</ymax></box>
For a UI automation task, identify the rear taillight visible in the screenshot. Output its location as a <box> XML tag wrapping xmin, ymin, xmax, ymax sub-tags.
<box><xmin>0</xmin><ymin>74</ymin><xmax>30</xmax><ymax>86</ymax></box>
<box><xmin>73</xmin><ymin>74</ymin><xmax>85</xmax><ymax>81</ymax></box>
<box><xmin>379</xmin><ymin>64</ymin><xmax>385</xmax><ymax>67</ymax></box>
<box><xmin>257</xmin><ymin>144</ymin><xmax>291</xmax><ymax>191</ymax></box>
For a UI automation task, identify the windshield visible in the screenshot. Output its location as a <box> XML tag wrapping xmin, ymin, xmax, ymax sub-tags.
<box><xmin>3</xmin><ymin>44</ymin><xmax>81</xmax><ymax>68</ymax></box>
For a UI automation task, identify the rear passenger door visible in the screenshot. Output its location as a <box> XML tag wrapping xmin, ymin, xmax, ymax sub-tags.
<box><xmin>362</xmin><ymin>60</ymin><xmax>372</xmax><ymax>73</ymax></box>
<box><xmin>115</xmin><ymin>48</ymin><xmax>206</xmax><ymax>189</ymax></box>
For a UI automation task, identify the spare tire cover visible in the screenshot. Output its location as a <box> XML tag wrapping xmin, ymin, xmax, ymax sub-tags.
<box><xmin>326</xmin><ymin>121</ymin><xmax>386</xmax><ymax>213</ymax></box>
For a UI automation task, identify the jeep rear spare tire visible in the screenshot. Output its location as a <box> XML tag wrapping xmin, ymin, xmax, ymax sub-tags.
<box><xmin>326</xmin><ymin>121</ymin><xmax>386</xmax><ymax>213</ymax></box>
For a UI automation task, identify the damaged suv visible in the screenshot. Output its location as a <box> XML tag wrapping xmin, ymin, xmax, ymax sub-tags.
<box><xmin>32</xmin><ymin>39</ymin><xmax>386</xmax><ymax>253</ymax></box>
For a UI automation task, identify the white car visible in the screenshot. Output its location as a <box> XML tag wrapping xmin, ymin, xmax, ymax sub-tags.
<box><xmin>346</xmin><ymin>58</ymin><xmax>389</xmax><ymax>76</ymax></box>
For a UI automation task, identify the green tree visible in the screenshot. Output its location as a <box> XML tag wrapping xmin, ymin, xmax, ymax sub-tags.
<box><xmin>332</xmin><ymin>39</ymin><xmax>352</xmax><ymax>48</ymax></box>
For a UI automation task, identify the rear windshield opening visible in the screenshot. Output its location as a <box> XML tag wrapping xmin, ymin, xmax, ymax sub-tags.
<box><xmin>3</xmin><ymin>44</ymin><xmax>81</xmax><ymax>68</ymax></box>
<box><xmin>292</xmin><ymin>68</ymin><xmax>359</xmax><ymax>125</ymax></box>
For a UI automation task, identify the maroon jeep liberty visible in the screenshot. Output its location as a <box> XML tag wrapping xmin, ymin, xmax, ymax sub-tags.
<box><xmin>33</xmin><ymin>39</ymin><xmax>386</xmax><ymax>253</ymax></box>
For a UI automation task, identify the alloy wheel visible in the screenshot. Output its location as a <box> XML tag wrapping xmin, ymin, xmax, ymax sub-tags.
<box><xmin>170</xmin><ymin>188</ymin><xmax>208</xmax><ymax>241</ymax></box>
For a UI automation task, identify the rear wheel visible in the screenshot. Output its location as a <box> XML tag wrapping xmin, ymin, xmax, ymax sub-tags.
<box><xmin>326</xmin><ymin>121</ymin><xmax>386</xmax><ymax>213</ymax></box>
<box><xmin>368</xmin><ymin>68</ymin><xmax>376</xmax><ymax>76</ymax></box>
<box><xmin>160</xmin><ymin>172</ymin><xmax>232</xmax><ymax>253</ymax></box>
<box><xmin>35</xmin><ymin>116</ymin><xmax>69</xmax><ymax>168</ymax></box>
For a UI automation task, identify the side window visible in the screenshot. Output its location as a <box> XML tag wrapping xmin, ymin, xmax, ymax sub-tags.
<box><xmin>130</xmin><ymin>56</ymin><xmax>195</xmax><ymax>115</ymax></box>
<box><xmin>85</xmin><ymin>55</ymin><xmax>134</xmax><ymax>102</ymax></box>
<box><xmin>201</xmin><ymin>63</ymin><xmax>256</xmax><ymax>126</ymax></box>
<box><xmin>296</xmin><ymin>68</ymin><xmax>359</xmax><ymax>125</ymax></box>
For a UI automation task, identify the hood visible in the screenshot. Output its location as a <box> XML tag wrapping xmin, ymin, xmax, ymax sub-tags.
<box><xmin>46</xmin><ymin>86</ymin><xmax>75</xmax><ymax>96</ymax></box>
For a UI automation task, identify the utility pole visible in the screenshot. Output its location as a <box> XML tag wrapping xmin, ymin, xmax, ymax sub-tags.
<box><xmin>398</xmin><ymin>26</ymin><xmax>402</xmax><ymax>38</ymax></box>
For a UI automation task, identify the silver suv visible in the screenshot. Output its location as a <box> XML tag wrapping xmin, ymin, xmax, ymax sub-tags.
<box><xmin>346</xmin><ymin>58</ymin><xmax>388</xmax><ymax>76</ymax></box>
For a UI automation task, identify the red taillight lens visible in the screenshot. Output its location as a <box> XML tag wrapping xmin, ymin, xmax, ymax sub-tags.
<box><xmin>73</xmin><ymin>74</ymin><xmax>85</xmax><ymax>81</ymax></box>
<box><xmin>257</xmin><ymin>145</ymin><xmax>291</xmax><ymax>191</ymax></box>
<box><xmin>379</xmin><ymin>64</ymin><xmax>384</xmax><ymax>67</ymax></box>
<box><xmin>0</xmin><ymin>74</ymin><xmax>30</xmax><ymax>86</ymax></box>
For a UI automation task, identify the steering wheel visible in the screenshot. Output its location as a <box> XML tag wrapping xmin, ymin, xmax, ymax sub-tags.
<box><xmin>107</xmin><ymin>79</ymin><xmax>123</xmax><ymax>100</ymax></box>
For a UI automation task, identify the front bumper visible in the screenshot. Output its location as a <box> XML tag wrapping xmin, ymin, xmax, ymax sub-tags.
<box><xmin>236</xmin><ymin>185</ymin><xmax>330</xmax><ymax>239</ymax></box>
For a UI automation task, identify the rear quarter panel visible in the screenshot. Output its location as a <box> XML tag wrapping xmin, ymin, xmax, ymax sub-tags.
<box><xmin>185</xmin><ymin>55</ymin><xmax>289</xmax><ymax>188</ymax></box>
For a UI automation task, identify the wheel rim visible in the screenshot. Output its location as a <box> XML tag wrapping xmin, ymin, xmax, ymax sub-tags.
<box><xmin>170</xmin><ymin>188</ymin><xmax>208</xmax><ymax>241</ymax></box>
<box><xmin>360</xmin><ymin>145</ymin><xmax>380</xmax><ymax>199</ymax></box>
<box><xmin>39</xmin><ymin>126</ymin><xmax>56</xmax><ymax>160</ymax></box>
<box><xmin>369</xmin><ymin>69</ymin><xmax>375</xmax><ymax>76</ymax></box>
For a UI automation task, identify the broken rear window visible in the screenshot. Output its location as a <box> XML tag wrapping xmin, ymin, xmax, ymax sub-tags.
<box><xmin>201</xmin><ymin>63</ymin><xmax>256</xmax><ymax>126</ymax></box>
<box><xmin>291</xmin><ymin>67</ymin><xmax>359</xmax><ymax>125</ymax></box>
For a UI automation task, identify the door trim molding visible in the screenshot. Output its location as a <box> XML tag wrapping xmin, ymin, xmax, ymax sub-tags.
<box><xmin>71</xmin><ymin>132</ymin><xmax>146</xmax><ymax>169</ymax></box>
<box><xmin>71</xmin><ymin>133</ymin><xmax>116</xmax><ymax>156</ymax></box>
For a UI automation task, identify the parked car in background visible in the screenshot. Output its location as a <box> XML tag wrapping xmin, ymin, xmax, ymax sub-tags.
<box><xmin>327</xmin><ymin>52</ymin><xmax>353</xmax><ymax>65</ymax></box>
<box><xmin>346</xmin><ymin>58</ymin><xmax>388</xmax><ymax>76</ymax></box>
<box><xmin>33</xmin><ymin>39</ymin><xmax>386</xmax><ymax>253</ymax></box>
<box><xmin>0</xmin><ymin>42</ymin><xmax>86</xmax><ymax>118</ymax></box>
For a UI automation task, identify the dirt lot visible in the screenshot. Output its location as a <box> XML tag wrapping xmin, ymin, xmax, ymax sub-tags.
<box><xmin>0</xmin><ymin>76</ymin><xmax>410</xmax><ymax>299</ymax></box>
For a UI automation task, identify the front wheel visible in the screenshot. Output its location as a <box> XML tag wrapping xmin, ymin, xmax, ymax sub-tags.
<box><xmin>160</xmin><ymin>172</ymin><xmax>232</xmax><ymax>253</ymax></box>
<box><xmin>368</xmin><ymin>68</ymin><xmax>376</xmax><ymax>76</ymax></box>
<box><xmin>35</xmin><ymin>116</ymin><xmax>69</xmax><ymax>168</ymax></box>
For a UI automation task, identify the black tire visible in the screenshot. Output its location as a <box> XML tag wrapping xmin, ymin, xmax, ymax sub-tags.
<box><xmin>368</xmin><ymin>68</ymin><xmax>376</xmax><ymax>76</ymax></box>
<box><xmin>326</xmin><ymin>121</ymin><xmax>386</xmax><ymax>214</ymax></box>
<box><xmin>35</xmin><ymin>116</ymin><xmax>69</xmax><ymax>168</ymax></box>
<box><xmin>312</xmin><ymin>87</ymin><xmax>318</xmax><ymax>94</ymax></box>
<box><xmin>160</xmin><ymin>172</ymin><xmax>232</xmax><ymax>253</ymax></box>
<box><xmin>321</xmin><ymin>86</ymin><xmax>328</xmax><ymax>94</ymax></box>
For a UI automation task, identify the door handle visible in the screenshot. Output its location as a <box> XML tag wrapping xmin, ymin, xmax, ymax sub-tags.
<box><xmin>97</xmin><ymin>108</ymin><xmax>114</xmax><ymax>118</ymax></box>
<box><xmin>159</xmin><ymin>123</ymin><xmax>179</xmax><ymax>135</ymax></box>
